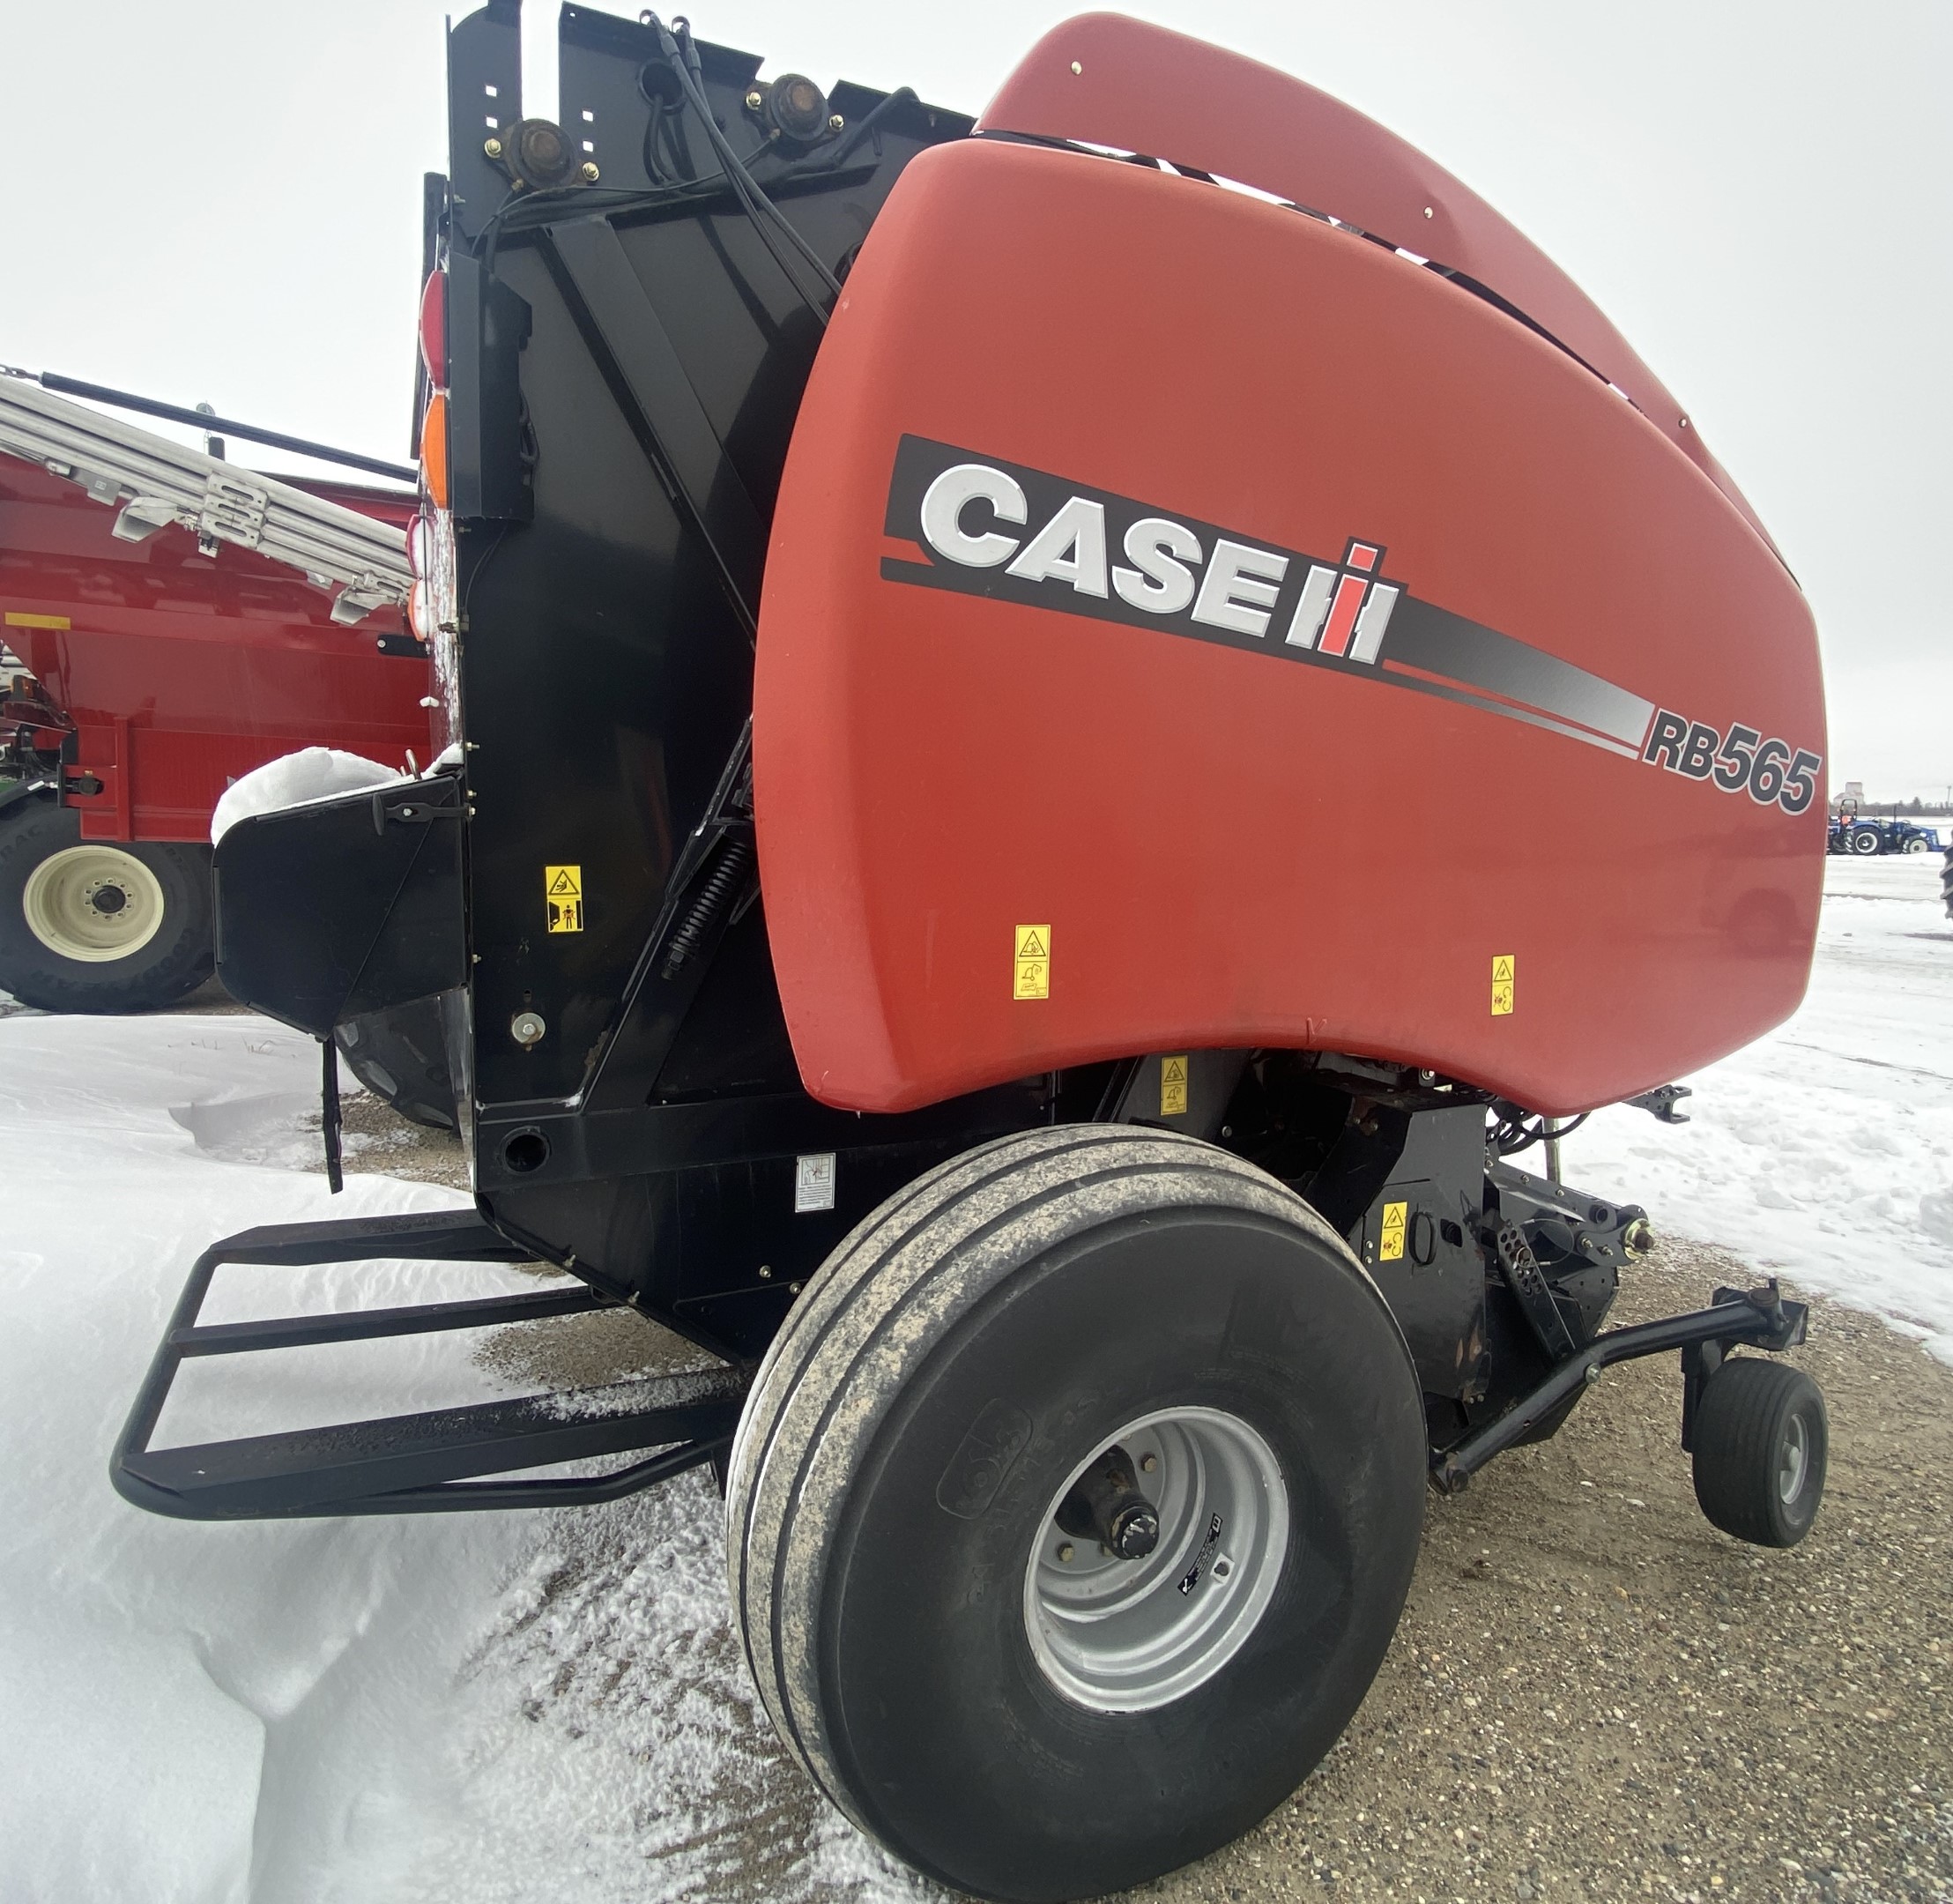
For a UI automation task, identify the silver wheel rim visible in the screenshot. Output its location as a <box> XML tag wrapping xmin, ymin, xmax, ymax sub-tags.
<box><xmin>1023</xmin><ymin>1406</ymin><xmax>1289</xmax><ymax>1714</ymax></box>
<box><xmin>1778</xmin><ymin>1412</ymin><xmax>1809</xmax><ymax>1504</ymax></box>
<box><xmin>21</xmin><ymin>844</ymin><xmax>167</xmax><ymax>963</ymax></box>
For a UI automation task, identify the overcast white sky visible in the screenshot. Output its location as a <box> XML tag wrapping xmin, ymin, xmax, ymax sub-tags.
<box><xmin>2</xmin><ymin>1</ymin><xmax>1945</xmax><ymax>796</ymax></box>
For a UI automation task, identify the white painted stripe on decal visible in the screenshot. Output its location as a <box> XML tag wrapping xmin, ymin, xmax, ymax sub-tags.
<box><xmin>1284</xmin><ymin>564</ymin><xmax>1337</xmax><ymax>649</ymax></box>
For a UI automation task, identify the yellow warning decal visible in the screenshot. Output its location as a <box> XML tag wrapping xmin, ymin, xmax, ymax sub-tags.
<box><xmin>546</xmin><ymin>864</ymin><xmax>583</xmax><ymax>934</ymax></box>
<box><xmin>1014</xmin><ymin>924</ymin><xmax>1050</xmax><ymax>1000</ymax></box>
<box><xmin>1490</xmin><ymin>953</ymin><xmax>1515</xmax><ymax>1016</ymax></box>
<box><xmin>1160</xmin><ymin>1055</ymin><xmax>1189</xmax><ymax>1117</ymax></box>
<box><xmin>1379</xmin><ymin>1200</ymin><xmax>1407</xmax><ymax>1261</ymax></box>
<box><xmin>4</xmin><ymin>612</ymin><xmax>70</xmax><ymax>629</ymax></box>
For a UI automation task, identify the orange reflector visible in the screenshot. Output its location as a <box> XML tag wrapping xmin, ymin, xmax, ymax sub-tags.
<box><xmin>420</xmin><ymin>390</ymin><xmax>449</xmax><ymax>509</ymax></box>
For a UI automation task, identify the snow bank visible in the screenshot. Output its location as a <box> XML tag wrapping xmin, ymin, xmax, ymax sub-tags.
<box><xmin>211</xmin><ymin>747</ymin><xmax>403</xmax><ymax>845</ymax></box>
<box><xmin>1563</xmin><ymin>854</ymin><xmax>1953</xmax><ymax>1365</ymax></box>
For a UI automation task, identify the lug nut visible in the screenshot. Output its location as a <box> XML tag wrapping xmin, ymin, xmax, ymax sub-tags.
<box><xmin>1057</xmin><ymin>1543</ymin><xmax>1074</xmax><ymax>1564</ymax></box>
<box><xmin>1140</xmin><ymin>1453</ymin><xmax>1157</xmax><ymax>1474</ymax></box>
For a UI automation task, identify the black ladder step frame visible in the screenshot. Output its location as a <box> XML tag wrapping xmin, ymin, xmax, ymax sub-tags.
<box><xmin>111</xmin><ymin>1209</ymin><xmax>746</xmax><ymax>1521</ymax></box>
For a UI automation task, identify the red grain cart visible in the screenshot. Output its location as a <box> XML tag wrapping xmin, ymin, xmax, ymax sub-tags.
<box><xmin>1</xmin><ymin>442</ymin><xmax>430</xmax><ymax>1015</ymax></box>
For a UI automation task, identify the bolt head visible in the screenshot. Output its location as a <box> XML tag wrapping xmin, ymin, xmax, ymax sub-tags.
<box><xmin>484</xmin><ymin>137</ymin><xmax>504</xmax><ymax>159</ymax></box>
<box><xmin>1140</xmin><ymin>1452</ymin><xmax>1158</xmax><ymax>1474</ymax></box>
<box><xmin>758</xmin><ymin>1265</ymin><xmax>773</xmax><ymax>1279</ymax></box>
<box><xmin>580</xmin><ymin>160</ymin><xmax>599</xmax><ymax>182</ymax></box>
<box><xmin>1069</xmin><ymin>59</ymin><xmax>1082</xmax><ymax>74</ymax></box>
<box><xmin>828</xmin><ymin>113</ymin><xmax>845</xmax><ymax>132</ymax></box>
<box><xmin>509</xmin><ymin>1009</ymin><xmax>546</xmax><ymax>1047</ymax></box>
<box><xmin>745</xmin><ymin>89</ymin><xmax>764</xmax><ymax>111</ymax></box>
<box><xmin>1057</xmin><ymin>1542</ymin><xmax>1074</xmax><ymax>1564</ymax></box>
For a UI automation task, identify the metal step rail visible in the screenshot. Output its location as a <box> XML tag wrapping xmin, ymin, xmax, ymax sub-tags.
<box><xmin>111</xmin><ymin>1208</ymin><xmax>747</xmax><ymax>1520</ymax></box>
<box><xmin>0</xmin><ymin>373</ymin><xmax>412</xmax><ymax>626</ymax></box>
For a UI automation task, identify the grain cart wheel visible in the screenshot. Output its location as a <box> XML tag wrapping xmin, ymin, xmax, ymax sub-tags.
<box><xmin>335</xmin><ymin>998</ymin><xmax>457</xmax><ymax>1129</ymax></box>
<box><xmin>1691</xmin><ymin>1358</ymin><xmax>1827</xmax><ymax>1549</ymax></box>
<box><xmin>727</xmin><ymin>1126</ymin><xmax>1425</xmax><ymax>1903</ymax></box>
<box><xmin>0</xmin><ymin>798</ymin><xmax>212</xmax><ymax>1013</ymax></box>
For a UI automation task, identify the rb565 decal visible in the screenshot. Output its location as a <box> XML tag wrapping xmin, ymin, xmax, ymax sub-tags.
<box><xmin>1643</xmin><ymin>713</ymin><xmax>1820</xmax><ymax>816</ymax></box>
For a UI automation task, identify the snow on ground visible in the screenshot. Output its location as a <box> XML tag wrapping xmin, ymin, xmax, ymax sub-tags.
<box><xmin>1561</xmin><ymin>852</ymin><xmax>1953</xmax><ymax>1366</ymax></box>
<box><xmin>0</xmin><ymin>853</ymin><xmax>1948</xmax><ymax>1902</ymax></box>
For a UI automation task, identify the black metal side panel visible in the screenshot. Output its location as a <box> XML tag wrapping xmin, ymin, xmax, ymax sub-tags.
<box><xmin>433</xmin><ymin>6</ymin><xmax>994</xmax><ymax>1321</ymax></box>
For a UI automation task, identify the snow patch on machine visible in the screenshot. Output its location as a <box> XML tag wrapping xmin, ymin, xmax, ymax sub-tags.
<box><xmin>211</xmin><ymin>747</ymin><xmax>404</xmax><ymax>844</ymax></box>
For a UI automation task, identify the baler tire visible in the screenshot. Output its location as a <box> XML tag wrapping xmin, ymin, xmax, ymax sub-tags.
<box><xmin>1691</xmin><ymin>1357</ymin><xmax>1827</xmax><ymax>1549</ymax></box>
<box><xmin>335</xmin><ymin>997</ymin><xmax>457</xmax><ymax>1130</ymax></box>
<box><xmin>0</xmin><ymin>798</ymin><xmax>213</xmax><ymax>1014</ymax></box>
<box><xmin>725</xmin><ymin>1125</ymin><xmax>1426</xmax><ymax>1903</ymax></box>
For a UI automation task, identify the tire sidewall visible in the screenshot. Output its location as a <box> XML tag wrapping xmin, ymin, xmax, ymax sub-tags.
<box><xmin>815</xmin><ymin>1206</ymin><xmax>1424</xmax><ymax>1900</ymax></box>
<box><xmin>0</xmin><ymin>799</ymin><xmax>213</xmax><ymax>1012</ymax></box>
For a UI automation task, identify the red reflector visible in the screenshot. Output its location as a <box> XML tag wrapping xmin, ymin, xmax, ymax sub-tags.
<box><xmin>419</xmin><ymin>271</ymin><xmax>447</xmax><ymax>389</ymax></box>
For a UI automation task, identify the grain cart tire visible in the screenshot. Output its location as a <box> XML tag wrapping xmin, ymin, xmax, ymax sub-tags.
<box><xmin>1848</xmin><ymin>827</ymin><xmax>1881</xmax><ymax>855</ymax></box>
<box><xmin>1691</xmin><ymin>1357</ymin><xmax>1827</xmax><ymax>1549</ymax></box>
<box><xmin>727</xmin><ymin>1125</ymin><xmax>1426</xmax><ymax>1903</ymax></box>
<box><xmin>335</xmin><ymin>998</ymin><xmax>457</xmax><ymax>1130</ymax></box>
<box><xmin>0</xmin><ymin>797</ymin><xmax>213</xmax><ymax>1013</ymax></box>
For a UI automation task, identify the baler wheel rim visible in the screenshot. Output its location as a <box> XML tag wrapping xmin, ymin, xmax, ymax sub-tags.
<box><xmin>1023</xmin><ymin>1402</ymin><xmax>1288</xmax><ymax>1713</ymax></box>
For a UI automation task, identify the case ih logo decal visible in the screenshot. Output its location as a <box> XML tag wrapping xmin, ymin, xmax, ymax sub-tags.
<box><xmin>880</xmin><ymin>436</ymin><xmax>1820</xmax><ymax>817</ymax></box>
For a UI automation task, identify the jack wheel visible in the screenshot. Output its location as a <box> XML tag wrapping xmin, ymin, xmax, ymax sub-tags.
<box><xmin>726</xmin><ymin>1126</ymin><xmax>1425</xmax><ymax>1902</ymax></box>
<box><xmin>1691</xmin><ymin>1357</ymin><xmax>1827</xmax><ymax>1548</ymax></box>
<box><xmin>0</xmin><ymin>798</ymin><xmax>212</xmax><ymax>1012</ymax></box>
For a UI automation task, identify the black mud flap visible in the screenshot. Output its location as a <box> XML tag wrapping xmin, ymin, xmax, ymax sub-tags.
<box><xmin>214</xmin><ymin>771</ymin><xmax>466</xmax><ymax>1038</ymax></box>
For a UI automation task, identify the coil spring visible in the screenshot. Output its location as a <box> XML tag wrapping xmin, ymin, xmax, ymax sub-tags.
<box><xmin>661</xmin><ymin>834</ymin><xmax>754</xmax><ymax>978</ymax></box>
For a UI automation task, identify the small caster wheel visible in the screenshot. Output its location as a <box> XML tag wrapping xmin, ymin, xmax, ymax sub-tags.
<box><xmin>1691</xmin><ymin>1358</ymin><xmax>1826</xmax><ymax>1548</ymax></box>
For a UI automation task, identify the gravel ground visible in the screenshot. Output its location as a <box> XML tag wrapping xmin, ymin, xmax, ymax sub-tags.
<box><xmin>340</xmin><ymin>1118</ymin><xmax>1953</xmax><ymax>1904</ymax></box>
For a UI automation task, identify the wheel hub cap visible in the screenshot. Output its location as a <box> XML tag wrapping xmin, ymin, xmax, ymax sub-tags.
<box><xmin>1024</xmin><ymin>1406</ymin><xmax>1288</xmax><ymax>1713</ymax></box>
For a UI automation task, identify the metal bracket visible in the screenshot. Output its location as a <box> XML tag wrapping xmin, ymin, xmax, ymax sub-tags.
<box><xmin>1628</xmin><ymin>1083</ymin><xmax>1693</xmax><ymax>1124</ymax></box>
<box><xmin>1488</xmin><ymin>1217</ymin><xmax>1577</xmax><ymax>1358</ymax></box>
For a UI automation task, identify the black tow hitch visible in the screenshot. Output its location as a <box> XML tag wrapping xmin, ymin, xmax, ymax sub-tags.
<box><xmin>1430</xmin><ymin>1280</ymin><xmax>1808</xmax><ymax>1494</ymax></box>
<box><xmin>1058</xmin><ymin>1446</ymin><xmax>1161</xmax><ymax>1558</ymax></box>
